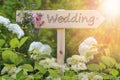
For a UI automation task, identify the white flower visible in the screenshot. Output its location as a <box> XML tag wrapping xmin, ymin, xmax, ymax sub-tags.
<box><xmin>7</xmin><ymin>24</ymin><xmax>24</xmax><ymax>39</ymax></box>
<box><xmin>83</xmin><ymin>37</ymin><xmax>97</xmax><ymax>46</ymax></box>
<box><xmin>82</xmin><ymin>76</ymin><xmax>89</xmax><ymax>80</ymax></box>
<box><xmin>93</xmin><ymin>75</ymin><xmax>103</xmax><ymax>80</ymax></box>
<box><xmin>29</xmin><ymin>42</ymin><xmax>52</xmax><ymax>60</ymax></box>
<box><xmin>1</xmin><ymin>66</ymin><xmax>8</xmax><ymax>74</ymax></box>
<box><xmin>71</xmin><ymin>62</ymin><xmax>87</xmax><ymax>72</ymax></box>
<box><xmin>1</xmin><ymin>66</ymin><xmax>17</xmax><ymax>75</ymax></box>
<box><xmin>78</xmin><ymin>37</ymin><xmax>98</xmax><ymax>61</ymax></box>
<box><xmin>39</xmin><ymin>58</ymin><xmax>56</xmax><ymax>68</ymax></box>
<box><xmin>39</xmin><ymin>58</ymin><xmax>61</xmax><ymax>69</ymax></box>
<box><xmin>28</xmin><ymin>42</ymin><xmax>43</xmax><ymax>51</ymax></box>
<box><xmin>67</xmin><ymin>55</ymin><xmax>87</xmax><ymax>65</ymax></box>
<box><xmin>50</xmin><ymin>62</ymin><xmax>61</xmax><ymax>69</ymax></box>
<box><xmin>78</xmin><ymin>73</ymin><xmax>88</xmax><ymax>80</ymax></box>
<box><xmin>79</xmin><ymin>43</ymin><xmax>91</xmax><ymax>56</ymax></box>
<box><xmin>62</xmin><ymin>64</ymin><xmax>70</xmax><ymax>72</ymax></box>
<box><xmin>39</xmin><ymin>44</ymin><xmax>52</xmax><ymax>55</ymax></box>
<box><xmin>72</xmin><ymin>55</ymin><xmax>87</xmax><ymax>63</ymax></box>
<box><xmin>0</xmin><ymin>16</ymin><xmax>10</xmax><ymax>26</ymax></box>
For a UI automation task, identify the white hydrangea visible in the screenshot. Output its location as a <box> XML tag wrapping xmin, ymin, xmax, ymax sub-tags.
<box><xmin>1</xmin><ymin>66</ymin><xmax>17</xmax><ymax>75</ymax></box>
<box><xmin>78</xmin><ymin>37</ymin><xmax>98</xmax><ymax>61</ymax></box>
<box><xmin>29</xmin><ymin>42</ymin><xmax>52</xmax><ymax>60</ymax></box>
<box><xmin>67</xmin><ymin>55</ymin><xmax>87</xmax><ymax>65</ymax></box>
<box><xmin>0</xmin><ymin>16</ymin><xmax>10</xmax><ymax>26</ymax></box>
<box><xmin>39</xmin><ymin>58</ymin><xmax>61</xmax><ymax>69</ymax></box>
<box><xmin>62</xmin><ymin>64</ymin><xmax>70</xmax><ymax>72</ymax></box>
<box><xmin>0</xmin><ymin>16</ymin><xmax>24</xmax><ymax>39</ymax></box>
<box><xmin>71</xmin><ymin>62</ymin><xmax>87</xmax><ymax>72</ymax></box>
<box><xmin>50</xmin><ymin>62</ymin><xmax>62</xmax><ymax>69</ymax></box>
<box><xmin>7</xmin><ymin>24</ymin><xmax>24</xmax><ymax>39</ymax></box>
<box><xmin>78</xmin><ymin>73</ymin><xmax>89</xmax><ymax>80</ymax></box>
<box><xmin>78</xmin><ymin>72</ymin><xmax>103</xmax><ymax>80</ymax></box>
<box><xmin>93</xmin><ymin>75</ymin><xmax>103</xmax><ymax>80</ymax></box>
<box><xmin>83</xmin><ymin>37</ymin><xmax>97</xmax><ymax>46</ymax></box>
<box><xmin>39</xmin><ymin>44</ymin><xmax>52</xmax><ymax>55</ymax></box>
<box><xmin>81</xmin><ymin>77</ymin><xmax>89</xmax><ymax>80</ymax></box>
<box><xmin>28</xmin><ymin>42</ymin><xmax>43</xmax><ymax>51</ymax></box>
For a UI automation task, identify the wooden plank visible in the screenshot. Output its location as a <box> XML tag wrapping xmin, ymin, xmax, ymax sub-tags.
<box><xmin>57</xmin><ymin>29</ymin><xmax>65</xmax><ymax>64</ymax></box>
<box><xmin>16</xmin><ymin>10</ymin><xmax>104</xmax><ymax>28</ymax></box>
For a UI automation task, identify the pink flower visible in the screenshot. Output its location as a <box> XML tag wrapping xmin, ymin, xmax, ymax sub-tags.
<box><xmin>32</xmin><ymin>13</ymin><xmax>44</xmax><ymax>26</ymax></box>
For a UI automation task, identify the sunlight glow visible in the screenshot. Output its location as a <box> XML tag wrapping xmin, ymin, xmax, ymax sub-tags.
<box><xmin>99</xmin><ymin>0</ymin><xmax>120</xmax><ymax>18</ymax></box>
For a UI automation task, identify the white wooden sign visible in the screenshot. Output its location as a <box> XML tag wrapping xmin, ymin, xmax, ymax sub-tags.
<box><xmin>16</xmin><ymin>10</ymin><xmax>104</xmax><ymax>64</ymax></box>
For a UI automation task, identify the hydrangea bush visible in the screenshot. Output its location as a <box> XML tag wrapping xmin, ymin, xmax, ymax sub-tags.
<box><xmin>1</xmin><ymin>15</ymin><xmax>120</xmax><ymax>80</ymax></box>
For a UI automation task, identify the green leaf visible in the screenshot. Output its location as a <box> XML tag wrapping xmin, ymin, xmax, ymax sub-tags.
<box><xmin>16</xmin><ymin>70</ymin><xmax>24</xmax><ymax>79</ymax></box>
<box><xmin>62</xmin><ymin>76</ymin><xmax>78</xmax><ymax>80</ymax></box>
<box><xmin>13</xmin><ymin>54</ymin><xmax>23</xmax><ymax>65</ymax></box>
<box><xmin>20</xmin><ymin>64</ymin><xmax>33</xmax><ymax>72</ymax></box>
<box><xmin>2</xmin><ymin>51</ymin><xmax>22</xmax><ymax>65</ymax></box>
<box><xmin>64</xmin><ymin>71</ymin><xmax>75</xmax><ymax>77</ymax></box>
<box><xmin>109</xmin><ymin>69</ymin><xmax>119</xmax><ymax>76</ymax></box>
<box><xmin>34</xmin><ymin>73</ymin><xmax>42</xmax><ymax>79</ymax></box>
<box><xmin>115</xmin><ymin>63</ymin><xmax>120</xmax><ymax>69</ymax></box>
<box><xmin>0</xmin><ymin>39</ymin><xmax>5</xmax><ymax>47</ymax></box>
<box><xmin>18</xmin><ymin>37</ymin><xmax>28</xmax><ymax>48</ymax></box>
<box><xmin>0</xmin><ymin>76</ymin><xmax>1</xmax><ymax>80</ymax></box>
<box><xmin>10</xmin><ymin>52</ymin><xmax>18</xmax><ymax>64</ymax></box>
<box><xmin>48</xmin><ymin>69</ymin><xmax>61</xmax><ymax>78</ymax></box>
<box><xmin>2</xmin><ymin>51</ymin><xmax>14</xmax><ymax>63</ymax></box>
<box><xmin>34</xmin><ymin>0</ymin><xmax>41</xmax><ymax>9</ymax></box>
<box><xmin>2</xmin><ymin>75</ymin><xmax>15</xmax><ymax>80</ymax></box>
<box><xmin>10</xmin><ymin>38</ymin><xmax>19</xmax><ymax>48</ymax></box>
<box><xmin>100</xmin><ymin>73</ymin><xmax>111</xmax><ymax>79</ymax></box>
<box><xmin>35</xmin><ymin>62</ymin><xmax>47</xmax><ymax>74</ymax></box>
<box><xmin>87</xmin><ymin>64</ymin><xmax>101</xmax><ymax>72</ymax></box>
<box><xmin>38</xmin><ymin>54</ymin><xmax>52</xmax><ymax>59</ymax></box>
<box><xmin>101</xmin><ymin>56</ymin><xmax>117</xmax><ymax>67</ymax></box>
<box><xmin>99</xmin><ymin>62</ymin><xmax>106</xmax><ymax>70</ymax></box>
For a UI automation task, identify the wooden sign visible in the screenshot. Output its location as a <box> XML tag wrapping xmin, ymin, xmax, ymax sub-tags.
<box><xmin>16</xmin><ymin>10</ymin><xmax>105</xmax><ymax>64</ymax></box>
<box><xmin>17</xmin><ymin>10</ymin><xmax>104</xmax><ymax>28</ymax></box>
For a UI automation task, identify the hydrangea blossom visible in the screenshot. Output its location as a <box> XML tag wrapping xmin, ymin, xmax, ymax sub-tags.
<box><xmin>66</xmin><ymin>55</ymin><xmax>87</xmax><ymax>72</ymax></box>
<box><xmin>39</xmin><ymin>44</ymin><xmax>52</xmax><ymax>55</ymax></box>
<box><xmin>67</xmin><ymin>55</ymin><xmax>87</xmax><ymax>65</ymax></box>
<box><xmin>28</xmin><ymin>42</ymin><xmax>43</xmax><ymax>51</ymax></box>
<box><xmin>0</xmin><ymin>16</ymin><xmax>10</xmax><ymax>26</ymax></box>
<box><xmin>78</xmin><ymin>72</ymin><xmax>103</xmax><ymax>80</ymax></box>
<box><xmin>62</xmin><ymin>64</ymin><xmax>70</xmax><ymax>72</ymax></box>
<box><xmin>78</xmin><ymin>37</ymin><xmax>98</xmax><ymax>61</ymax></box>
<box><xmin>39</xmin><ymin>58</ymin><xmax>61</xmax><ymax>69</ymax></box>
<box><xmin>28</xmin><ymin>42</ymin><xmax>52</xmax><ymax>60</ymax></box>
<box><xmin>1</xmin><ymin>66</ymin><xmax>17</xmax><ymax>75</ymax></box>
<box><xmin>39</xmin><ymin>58</ymin><xmax>56</xmax><ymax>68</ymax></box>
<box><xmin>78</xmin><ymin>73</ymin><xmax>89</xmax><ymax>80</ymax></box>
<box><xmin>6</xmin><ymin>24</ymin><xmax>24</xmax><ymax>39</ymax></box>
<box><xmin>71</xmin><ymin>62</ymin><xmax>87</xmax><ymax>72</ymax></box>
<box><xmin>93</xmin><ymin>75</ymin><xmax>103</xmax><ymax>80</ymax></box>
<box><xmin>0</xmin><ymin>16</ymin><xmax>24</xmax><ymax>39</ymax></box>
<box><xmin>83</xmin><ymin>37</ymin><xmax>97</xmax><ymax>46</ymax></box>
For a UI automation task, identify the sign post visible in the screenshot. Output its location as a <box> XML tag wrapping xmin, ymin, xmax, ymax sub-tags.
<box><xmin>16</xmin><ymin>10</ymin><xmax>104</xmax><ymax>64</ymax></box>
